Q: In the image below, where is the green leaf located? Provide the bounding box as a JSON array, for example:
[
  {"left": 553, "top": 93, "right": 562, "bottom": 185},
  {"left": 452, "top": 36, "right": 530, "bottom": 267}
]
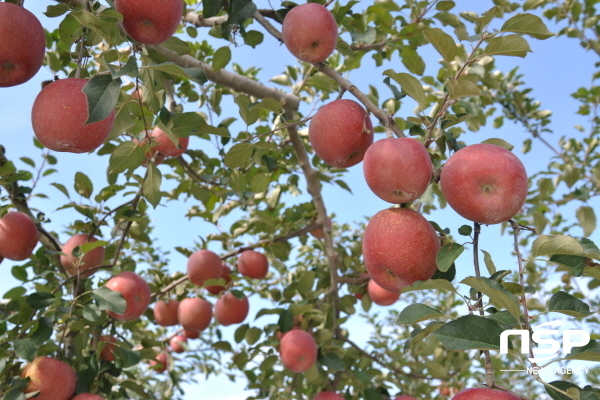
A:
[
  {"left": 144, "top": 164, "right": 162, "bottom": 209},
  {"left": 25, "top": 292, "right": 56, "bottom": 310},
  {"left": 462, "top": 6, "right": 500, "bottom": 31},
  {"left": 161, "top": 36, "right": 191, "bottom": 55},
  {"left": 484, "top": 34, "right": 532, "bottom": 58},
  {"left": 297, "top": 271, "right": 315, "bottom": 298},
  {"left": 82, "top": 304, "right": 102, "bottom": 322},
  {"left": 212, "top": 46, "right": 232, "bottom": 71},
  {"left": 44, "top": 3, "right": 70, "bottom": 17},
  {"left": 244, "top": 327, "right": 262, "bottom": 345},
  {"left": 382, "top": 70, "right": 425, "bottom": 107},
  {"left": 172, "top": 112, "right": 206, "bottom": 137},
  {"left": 108, "top": 141, "right": 145, "bottom": 174},
  {"left": 404, "top": 321, "right": 444, "bottom": 351},
  {"left": 14, "top": 338, "right": 36, "bottom": 361},
  {"left": 400, "top": 47, "right": 425, "bottom": 76},
  {"left": 0, "top": 160, "right": 16, "bottom": 177},
  {"left": 402, "top": 279, "right": 457, "bottom": 293},
  {"left": 488, "top": 310, "right": 518, "bottom": 329},
  {"left": 70, "top": 10, "right": 122, "bottom": 45},
  {"left": 110, "top": 56, "right": 138, "bottom": 79},
  {"left": 423, "top": 28, "right": 457, "bottom": 62},
  {"left": 432, "top": 314, "right": 506, "bottom": 351},
  {"left": 481, "top": 250, "right": 497, "bottom": 275},
  {"left": 278, "top": 309, "right": 293, "bottom": 332},
  {"left": 203, "top": 0, "right": 225, "bottom": 18},
  {"left": 227, "top": 0, "right": 257, "bottom": 27},
  {"left": 243, "top": 30, "right": 264, "bottom": 47},
  {"left": 144, "top": 62, "right": 207, "bottom": 85},
  {"left": 83, "top": 75, "right": 121, "bottom": 124},
  {"left": 234, "top": 94, "right": 259, "bottom": 125},
  {"left": 74, "top": 172, "right": 94, "bottom": 198},
  {"left": 546, "top": 381, "right": 581, "bottom": 400},
  {"left": 576, "top": 206, "right": 596, "bottom": 237},
  {"left": 397, "top": 304, "right": 446, "bottom": 324},
  {"left": 461, "top": 277, "right": 521, "bottom": 320},
  {"left": 550, "top": 254, "right": 587, "bottom": 277},
  {"left": 92, "top": 286, "right": 126, "bottom": 314},
  {"left": 318, "top": 352, "right": 345, "bottom": 371},
  {"left": 565, "top": 340, "right": 600, "bottom": 362},
  {"left": 548, "top": 291, "right": 593, "bottom": 317},
  {"left": 531, "top": 235, "right": 586, "bottom": 258},
  {"left": 436, "top": 243, "right": 464, "bottom": 272},
  {"left": 436, "top": 1, "right": 455, "bottom": 11},
  {"left": 114, "top": 346, "right": 141, "bottom": 368},
  {"left": 481, "top": 138, "right": 514, "bottom": 151},
  {"left": 224, "top": 143, "right": 253, "bottom": 169},
  {"left": 447, "top": 78, "right": 481, "bottom": 99},
  {"left": 501, "top": 13, "right": 555, "bottom": 40},
  {"left": 30, "top": 318, "right": 53, "bottom": 346},
  {"left": 382, "top": 77, "right": 405, "bottom": 101},
  {"left": 254, "top": 97, "right": 283, "bottom": 114}
]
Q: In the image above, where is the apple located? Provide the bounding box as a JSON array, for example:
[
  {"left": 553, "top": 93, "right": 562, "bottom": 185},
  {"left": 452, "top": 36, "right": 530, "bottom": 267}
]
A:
[
  {"left": 281, "top": 3, "right": 338, "bottom": 63},
  {"left": 148, "top": 126, "right": 189, "bottom": 158},
  {"left": 60, "top": 234, "right": 105, "bottom": 278},
  {"left": 206, "top": 264, "right": 232, "bottom": 295},
  {"left": 187, "top": 249, "right": 223, "bottom": 287},
  {"left": 237, "top": 250, "right": 268, "bottom": 279},
  {"left": 114, "top": 0, "right": 184, "bottom": 45},
  {"left": 362, "top": 208, "right": 440, "bottom": 293},
  {"left": 0, "top": 211, "right": 38, "bottom": 261},
  {"left": 309, "top": 217, "right": 332, "bottom": 239},
  {"left": 440, "top": 143, "right": 528, "bottom": 225},
  {"left": 99, "top": 335, "right": 116, "bottom": 362},
  {"left": 314, "top": 392, "right": 345, "bottom": 400},
  {"left": 183, "top": 329, "right": 200, "bottom": 339},
  {"left": 153, "top": 299, "right": 180, "bottom": 327},
  {"left": 451, "top": 388, "right": 520, "bottom": 400},
  {"left": 363, "top": 138, "right": 433, "bottom": 204},
  {"left": 149, "top": 352, "right": 169, "bottom": 372},
  {"left": 367, "top": 279, "right": 400, "bottom": 306},
  {"left": 178, "top": 297, "right": 213, "bottom": 332},
  {"left": 279, "top": 329, "right": 318, "bottom": 373},
  {"left": 309, "top": 99, "right": 374, "bottom": 168},
  {"left": 32, "top": 78, "right": 115, "bottom": 153},
  {"left": 105, "top": 271, "right": 151, "bottom": 321},
  {"left": 169, "top": 334, "right": 187, "bottom": 353},
  {"left": 21, "top": 356, "right": 76, "bottom": 400},
  {"left": 72, "top": 394, "right": 106, "bottom": 400},
  {"left": 214, "top": 292, "right": 249, "bottom": 326},
  {"left": 0, "top": 3, "right": 45, "bottom": 87}
]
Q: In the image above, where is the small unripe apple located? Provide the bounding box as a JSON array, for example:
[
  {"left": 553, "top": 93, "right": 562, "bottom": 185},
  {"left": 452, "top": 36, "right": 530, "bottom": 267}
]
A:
[
  {"left": 178, "top": 297, "right": 212, "bottom": 332},
  {"left": 440, "top": 143, "right": 528, "bottom": 225},
  {"left": 148, "top": 127, "right": 189, "bottom": 157},
  {"left": 115, "top": 0, "right": 184, "bottom": 45},
  {"left": 60, "top": 234, "right": 105, "bottom": 278},
  {"left": 281, "top": 3, "right": 338, "bottom": 63},
  {"left": 451, "top": 388, "right": 521, "bottom": 400},
  {"left": 32, "top": 78, "right": 115, "bottom": 153},
  {"left": 21, "top": 356, "right": 76, "bottom": 400},
  {"left": 105, "top": 271, "right": 151, "bottom": 321},
  {"left": 237, "top": 250, "right": 268, "bottom": 279},
  {"left": 0, "top": 3, "right": 45, "bottom": 87},
  {"left": 214, "top": 292, "right": 249, "bottom": 326},
  {"left": 363, "top": 138, "right": 433, "bottom": 204},
  {"left": 314, "top": 392, "right": 345, "bottom": 400},
  {"left": 363, "top": 208, "right": 440, "bottom": 293},
  {"left": 149, "top": 352, "right": 169, "bottom": 372},
  {"left": 153, "top": 299, "right": 180, "bottom": 327},
  {"left": 367, "top": 279, "right": 400, "bottom": 306},
  {"left": 187, "top": 249, "right": 222, "bottom": 287},
  {"left": 72, "top": 394, "right": 106, "bottom": 400},
  {"left": 309, "top": 99, "right": 374, "bottom": 168},
  {"left": 0, "top": 211, "right": 38, "bottom": 261},
  {"left": 169, "top": 334, "right": 187, "bottom": 353},
  {"left": 206, "top": 264, "right": 232, "bottom": 295},
  {"left": 279, "top": 329, "right": 318, "bottom": 373}
]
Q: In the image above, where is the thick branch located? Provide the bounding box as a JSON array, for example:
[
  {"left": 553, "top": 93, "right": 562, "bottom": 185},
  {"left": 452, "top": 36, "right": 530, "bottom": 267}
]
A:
[{"left": 183, "top": 11, "right": 228, "bottom": 27}]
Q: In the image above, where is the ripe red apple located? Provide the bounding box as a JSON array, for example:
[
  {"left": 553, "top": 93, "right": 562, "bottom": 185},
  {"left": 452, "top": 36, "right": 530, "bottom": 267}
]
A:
[
  {"left": 21, "top": 356, "right": 76, "bottom": 400},
  {"left": 309, "top": 99, "right": 374, "bottom": 168},
  {"left": 169, "top": 334, "right": 187, "bottom": 353},
  {"left": 279, "top": 329, "right": 318, "bottom": 373},
  {"left": 153, "top": 299, "right": 180, "bottom": 327},
  {"left": 237, "top": 250, "right": 268, "bottom": 279},
  {"left": 32, "top": 78, "right": 115, "bottom": 153},
  {"left": 0, "top": 211, "right": 38, "bottom": 261},
  {"left": 148, "top": 126, "right": 189, "bottom": 157},
  {"left": 451, "top": 388, "right": 520, "bottom": 400},
  {"left": 214, "top": 292, "right": 249, "bottom": 326},
  {"left": 363, "top": 138, "right": 433, "bottom": 204},
  {"left": 309, "top": 217, "right": 332, "bottom": 239},
  {"left": 60, "top": 234, "right": 105, "bottom": 278},
  {"left": 183, "top": 329, "right": 200, "bottom": 339},
  {"left": 115, "top": 0, "right": 184, "bottom": 45},
  {"left": 187, "top": 249, "right": 222, "bottom": 287},
  {"left": 206, "top": 264, "right": 232, "bottom": 295},
  {"left": 395, "top": 396, "right": 417, "bottom": 400},
  {"left": 314, "top": 392, "right": 345, "bottom": 400},
  {"left": 0, "top": 3, "right": 45, "bottom": 87},
  {"left": 72, "top": 394, "right": 106, "bottom": 400},
  {"left": 363, "top": 208, "right": 440, "bottom": 293},
  {"left": 281, "top": 3, "right": 338, "bottom": 63},
  {"left": 367, "top": 279, "right": 400, "bottom": 306},
  {"left": 149, "top": 352, "right": 169, "bottom": 372},
  {"left": 440, "top": 143, "right": 528, "bottom": 225},
  {"left": 105, "top": 271, "right": 151, "bottom": 321},
  {"left": 99, "top": 335, "right": 116, "bottom": 362},
  {"left": 177, "top": 297, "right": 212, "bottom": 332}
]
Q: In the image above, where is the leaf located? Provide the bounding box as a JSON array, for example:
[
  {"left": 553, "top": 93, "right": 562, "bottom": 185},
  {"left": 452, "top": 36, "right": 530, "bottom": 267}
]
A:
[
  {"left": 382, "top": 70, "right": 425, "bottom": 107},
  {"left": 143, "top": 164, "right": 162, "bottom": 209},
  {"left": 404, "top": 321, "right": 444, "bottom": 351},
  {"left": 382, "top": 77, "right": 405, "bottom": 101},
  {"left": 83, "top": 75, "right": 122, "bottom": 124},
  {"left": 227, "top": 0, "right": 257, "bottom": 27},
  {"left": 108, "top": 141, "right": 145, "bottom": 174},
  {"left": 161, "top": 36, "right": 191, "bottom": 55},
  {"left": 172, "top": 112, "right": 206, "bottom": 137},
  {"left": 351, "top": 27, "right": 377, "bottom": 45},
  {"left": 234, "top": 94, "right": 259, "bottom": 125},
  {"left": 44, "top": 3, "right": 70, "bottom": 18},
  {"left": 397, "top": 304, "right": 446, "bottom": 324},
  {"left": 402, "top": 279, "right": 457, "bottom": 293},
  {"left": 244, "top": 327, "right": 262, "bottom": 345},
  {"left": 110, "top": 56, "right": 138, "bottom": 79},
  {"left": 546, "top": 381, "right": 582, "bottom": 400},
  {"left": 436, "top": 243, "right": 464, "bottom": 272},
  {"left": 481, "top": 138, "right": 514, "bottom": 151},
  {"left": 423, "top": 28, "right": 457, "bottom": 62},
  {"left": 550, "top": 254, "right": 587, "bottom": 277},
  {"left": 565, "top": 340, "right": 600, "bottom": 362},
  {"left": 488, "top": 310, "right": 518, "bottom": 329},
  {"left": 25, "top": 292, "right": 56, "bottom": 310},
  {"left": 576, "top": 206, "right": 596, "bottom": 237},
  {"left": 400, "top": 47, "right": 425, "bottom": 76},
  {"left": 70, "top": 10, "right": 121, "bottom": 45},
  {"left": 14, "top": 339, "right": 37, "bottom": 361},
  {"left": 432, "top": 314, "right": 506, "bottom": 351},
  {"left": 531, "top": 235, "right": 586, "bottom": 258},
  {"left": 74, "top": 172, "right": 94, "bottom": 198},
  {"left": 144, "top": 63, "right": 207, "bottom": 85},
  {"left": 297, "top": 271, "right": 315, "bottom": 297},
  {"left": 0, "top": 160, "right": 16, "bottom": 176},
  {"left": 92, "top": 286, "right": 126, "bottom": 314},
  {"left": 203, "top": 0, "right": 225, "bottom": 18},
  {"left": 254, "top": 97, "right": 283, "bottom": 114},
  {"left": 447, "top": 78, "right": 481, "bottom": 99},
  {"left": 318, "top": 352, "right": 345, "bottom": 371},
  {"left": 481, "top": 250, "right": 497, "bottom": 275},
  {"left": 278, "top": 309, "right": 293, "bottom": 332},
  {"left": 243, "top": 30, "right": 264, "bottom": 47},
  {"left": 212, "top": 46, "right": 232, "bottom": 71},
  {"left": 484, "top": 34, "right": 532, "bottom": 58},
  {"left": 501, "top": 13, "right": 555, "bottom": 40},
  {"left": 547, "top": 291, "right": 593, "bottom": 317},
  {"left": 461, "top": 277, "right": 521, "bottom": 320},
  {"left": 224, "top": 143, "right": 253, "bottom": 168},
  {"left": 114, "top": 346, "right": 141, "bottom": 368}
]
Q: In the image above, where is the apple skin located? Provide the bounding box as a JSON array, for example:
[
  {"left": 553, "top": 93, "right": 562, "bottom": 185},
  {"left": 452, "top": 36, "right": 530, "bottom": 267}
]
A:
[
  {"left": 0, "top": 211, "right": 38, "bottom": 261},
  {"left": 363, "top": 138, "right": 433, "bottom": 204},
  {"left": 105, "top": 271, "right": 151, "bottom": 321},
  {"left": 451, "top": 388, "right": 521, "bottom": 400},
  {"left": 178, "top": 297, "right": 213, "bottom": 332},
  {"left": 21, "top": 356, "right": 76, "bottom": 400},
  {"left": 72, "top": 394, "right": 106, "bottom": 400},
  {"left": 149, "top": 127, "right": 189, "bottom": 157},
  {"left": 60, "top": 234, "right": 105, "bottom": 278},
  {"left": 314, "top": 392, "right": 345, "bottom": 400},
  {"left": 187, "top": 249, "right": 223, "bottom": 287},
  {"left": 309, "top": 99, "right": 374, "bottom": 168},
  {"left": 153, "top": 299, "right": 180, "bottom": 327},
  {"left": 169, "top": 334, "right": 187, "bottom": 353},
  {"left": 214, "top": 292, "right": 249, "bottom": 326},
  {"left": 309, "top": 217, "right": 332, "bottom": 239},
  {"left": 149, "top": 352, "right": 169, "bottom": 372},
  {"left": 237, "top": 250, "right": 268, "bottom": 279},
  {"left": 206, "top": 264, "right": 232, "bottom": 295},
  {"left": 0, "top": 3, "right": 45, "bottom": 88},
  {"left": 362, "top": 208, "right": 440, "bottom": 293},
  {"left": 367, "top": 279, "right": 400, "bottom": 306},
  {"left": 440, "top": 143, "right": 528, "bottom": 225},
  {"left": 32, "top": 78, "right": 115, "bottom": 153},
  {"left": 99, "top": 335, "right": 116, "bottom": 362},
  {"left": 183, "top": 329, "right": 200, "bottom": 339},
  {"left": 282, "top": 3, "right": 337, "bottom": 63},
  {"left": 279, "top": 329, "right": 318, "bottom": 373},
  {"left": 115, "top": 0, "right": 183, "bottom": 45}
]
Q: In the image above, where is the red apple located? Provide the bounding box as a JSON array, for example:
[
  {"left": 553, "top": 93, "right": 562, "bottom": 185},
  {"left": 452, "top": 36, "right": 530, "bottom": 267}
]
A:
[
  {"left": 149, "top": 352, "right": 169, "bottom": 372},
  {"left": 183, "top": 329, "right": 200, "bottom": 339},
  {"left": 60, "top": 234, "right": 105, "bottom": 278},
  {"left": 178, "top": 297, "right": 212, "bottom": 332},
  {"left": 115, "top": 0, "right": 184, "bottom": 45},
  {"left": 206, "top": 264, "right": 232, "bottom": 295},
  {"left": 309, "top": 99, "right": 374, "bottom": 168},
  {"left": 153, "top": 299, "right": 180, "bottom": 327},
  {"left": 309, "top": 217, "right": 332, "bottom": 239},
  {"left": 363, "top": 138, "right": 433, "bottom": 204},
  {"left": 363, "top": 208, "right": 440, "bottom": 293},
  {"left": 133, "top": 136, "right": 166, "bottom": 166},
  {"left": 99, "top": 335, "right": 116, "bottom": 362},
  {"left": 314, "top": 392, "right": 345, "bottom": 400},
  {"left": 21, "top": 356, "right": 76, "bottom": 400},
  {"left": 0, "top": 3, "right": 45, "bottom": 87},
  {"left": 395, "top": 396, "right": 417, "bottom": 400},
  {"left": 0, "top": 211, "right": 38, "bottom": 261},
  {"left": 451, "top": 388, "right": 520, "bottom": 400},
  {"left": 440, "top": 143, "right": 528, "bottom": 225},
  {"left": 281, "top": 3, "right": 338, "bottom": 63},
  {"left": 169, "top": 334, "right": 187, "bottom": 353},
  {"left": 72, "top": 394, "right": 106, "bottom": 400},
  {"left": 214, "top": 292, "right": 249, "bottom": 326},
  {"left": 237, "top": 250, "right": 268, "bottom": 279},
  {"left": 105, "top": 271, "right": 151, "bottom": 321},
  {"left": 187, "top": 249, "right": 222, "bottom": 287},
  {"left": 279, "top": 329, "right": 318, "bottom": 373},
  {"left": 32, "top": 78, "right": 115, "bottom": 153},
  {"left": 148, "top": 126, "right": 189, "bottom": 157},
  {"left": 367, "top": 279, "right": 400, "bottom": 306}
]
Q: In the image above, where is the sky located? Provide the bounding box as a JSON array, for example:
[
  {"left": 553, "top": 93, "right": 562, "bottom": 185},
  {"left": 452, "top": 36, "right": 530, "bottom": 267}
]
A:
[{"left": 0, "top": 0, "right": 599, "bottom": 399}]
